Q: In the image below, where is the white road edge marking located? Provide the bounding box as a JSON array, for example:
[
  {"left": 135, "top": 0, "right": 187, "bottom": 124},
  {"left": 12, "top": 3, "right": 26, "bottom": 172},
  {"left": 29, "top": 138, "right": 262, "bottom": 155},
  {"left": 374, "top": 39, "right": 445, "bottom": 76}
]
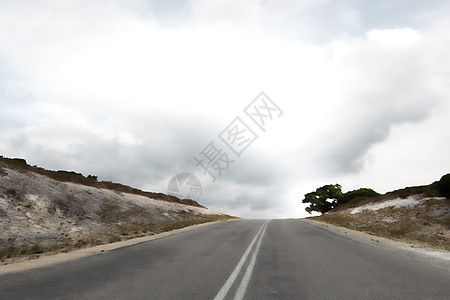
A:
[
  {"left": 233, "top": 220, "right": 269, "bottom": 300},
  {"left": 213, "top": 219, "right": 270, "bottom": 300}
]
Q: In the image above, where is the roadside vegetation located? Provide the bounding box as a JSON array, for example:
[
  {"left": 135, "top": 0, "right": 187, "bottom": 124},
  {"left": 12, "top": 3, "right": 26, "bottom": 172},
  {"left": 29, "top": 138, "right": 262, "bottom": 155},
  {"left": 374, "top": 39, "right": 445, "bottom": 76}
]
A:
[
  {"left": 1, "top": 214, "right": 234, "bottom": 264},
  {"left": 303, "top": 174, "right": 450, "bottom": 250},
  {"left": 302, "top": 184, "right": 380, "bottom": 214},
  {"left": 0, "top": 155, "right": 237, "bottom": 264}
]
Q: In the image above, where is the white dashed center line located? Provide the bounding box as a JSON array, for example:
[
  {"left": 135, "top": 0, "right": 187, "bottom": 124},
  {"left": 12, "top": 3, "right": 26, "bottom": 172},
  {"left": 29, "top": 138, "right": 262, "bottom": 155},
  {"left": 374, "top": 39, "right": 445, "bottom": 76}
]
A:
[{"left": 214, "top": 219, "right": 270, "bottom": 300}]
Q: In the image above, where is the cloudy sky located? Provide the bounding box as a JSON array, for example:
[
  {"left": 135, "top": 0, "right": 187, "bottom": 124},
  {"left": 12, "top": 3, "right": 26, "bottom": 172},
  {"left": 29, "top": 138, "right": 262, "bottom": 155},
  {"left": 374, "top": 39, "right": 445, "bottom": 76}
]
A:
[{"left": 1, "top": 0, "right": 449, "bottom": 218}]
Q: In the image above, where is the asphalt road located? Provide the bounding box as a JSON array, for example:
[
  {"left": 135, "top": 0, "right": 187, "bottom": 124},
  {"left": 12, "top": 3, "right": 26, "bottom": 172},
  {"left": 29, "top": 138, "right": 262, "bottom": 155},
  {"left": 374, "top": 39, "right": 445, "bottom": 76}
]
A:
[{"left": 1, "top": 219, "right": 449, "bottom": 299}]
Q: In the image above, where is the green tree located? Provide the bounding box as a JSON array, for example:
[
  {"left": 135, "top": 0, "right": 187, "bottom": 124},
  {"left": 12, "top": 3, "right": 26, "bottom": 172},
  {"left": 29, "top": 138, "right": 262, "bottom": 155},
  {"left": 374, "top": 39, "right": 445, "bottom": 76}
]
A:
[
  {"left": 302, "top": 184, "right": 343, "bottom": 214},
  {"left": 302, "top": 185, "right": 379, "bottom": 214}
]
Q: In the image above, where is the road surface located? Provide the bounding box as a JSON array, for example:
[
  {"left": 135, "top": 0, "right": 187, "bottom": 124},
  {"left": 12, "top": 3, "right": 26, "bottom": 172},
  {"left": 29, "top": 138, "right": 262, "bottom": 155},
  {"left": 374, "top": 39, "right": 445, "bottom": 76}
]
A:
[{"left": 1, "top": 219, "right": 449, "bottom": 299}]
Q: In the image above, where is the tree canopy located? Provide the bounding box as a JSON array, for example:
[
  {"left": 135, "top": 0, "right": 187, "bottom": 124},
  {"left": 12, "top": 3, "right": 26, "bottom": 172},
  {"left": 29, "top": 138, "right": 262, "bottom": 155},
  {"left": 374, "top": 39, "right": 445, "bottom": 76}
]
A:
[
  {"left": 302, "top": 184, "right": 342, "bottom": 214},
  {"left": 302, "top": 184, "right": 379, "bottom": 214}
]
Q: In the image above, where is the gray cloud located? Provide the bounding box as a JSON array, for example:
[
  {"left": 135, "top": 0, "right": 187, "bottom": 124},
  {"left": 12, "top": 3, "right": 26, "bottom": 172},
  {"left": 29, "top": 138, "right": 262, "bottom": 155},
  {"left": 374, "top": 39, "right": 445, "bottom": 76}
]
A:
[
  {"left": 306, "top": 28, "right": 443, "bottom": 174},
  {"left": 171, "top": 0, "right": 450, "bottom": 43},
  {"left": 1, "top": 0, "right": 449, "bottom": 218}
]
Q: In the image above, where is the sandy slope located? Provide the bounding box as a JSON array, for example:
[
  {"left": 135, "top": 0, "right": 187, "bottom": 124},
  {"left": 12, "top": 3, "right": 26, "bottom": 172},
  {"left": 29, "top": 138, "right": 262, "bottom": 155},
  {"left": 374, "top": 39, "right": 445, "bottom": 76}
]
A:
[{"left": 0, "top": 166, "right": 218, "bottom": 249}]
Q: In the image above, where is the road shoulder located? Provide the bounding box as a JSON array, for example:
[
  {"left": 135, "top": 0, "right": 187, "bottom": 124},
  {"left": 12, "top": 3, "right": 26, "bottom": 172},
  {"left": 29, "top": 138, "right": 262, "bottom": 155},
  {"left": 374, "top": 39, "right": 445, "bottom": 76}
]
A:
[{"left": 303, "top": 218, "right": 450, "bottom": 271}]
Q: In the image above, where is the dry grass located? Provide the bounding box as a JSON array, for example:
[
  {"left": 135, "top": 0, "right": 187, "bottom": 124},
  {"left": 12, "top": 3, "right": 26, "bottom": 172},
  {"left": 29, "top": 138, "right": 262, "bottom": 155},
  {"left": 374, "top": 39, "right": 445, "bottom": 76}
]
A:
[
  {"left": 310, "top": 198, "right": 449, "bottom": 250},
  {"left": 1, "top": 214, "right": 234, "bottom": 264},
  {"left": 0, "top": 155, "right": 237, "bottom": 264}
]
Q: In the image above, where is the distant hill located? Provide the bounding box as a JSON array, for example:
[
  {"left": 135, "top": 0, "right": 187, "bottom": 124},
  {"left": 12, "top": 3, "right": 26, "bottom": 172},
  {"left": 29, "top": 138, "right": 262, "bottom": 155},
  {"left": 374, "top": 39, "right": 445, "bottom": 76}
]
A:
[
  {"left": 310, "top": 174, "right": 450, "bottom": 250},
  {"left": 0, "top": 156, "right": 204, "bottom": 207},
  {"left": 0, "top": 156, "right": 232, "bottom": 263}
]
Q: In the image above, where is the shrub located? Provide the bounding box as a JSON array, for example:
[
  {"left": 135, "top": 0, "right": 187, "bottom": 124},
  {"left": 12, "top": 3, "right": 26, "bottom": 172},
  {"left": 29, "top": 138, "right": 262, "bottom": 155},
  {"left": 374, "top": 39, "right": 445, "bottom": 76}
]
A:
[
  {"left": 30, "top": 244, "right": 44, "bottom": 254},
  {"left": 338, "top": 188, "right": 380, "bottom": 206},
  {"left": 438, "top": 174, "right": 450, "bottom": 198}
]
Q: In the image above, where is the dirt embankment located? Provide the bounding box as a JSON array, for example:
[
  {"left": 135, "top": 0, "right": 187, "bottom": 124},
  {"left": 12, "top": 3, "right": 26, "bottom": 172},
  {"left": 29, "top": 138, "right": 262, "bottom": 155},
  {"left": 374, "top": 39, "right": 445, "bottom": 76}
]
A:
[
  {"left": 0, "top": 157, "right": 233, "bottom": 264},
  {"left": 310, "top": 175, "right": 450, "bottom": 250},
  {"left": 312, "top": 195, "right": 449, "bottom": 250}
]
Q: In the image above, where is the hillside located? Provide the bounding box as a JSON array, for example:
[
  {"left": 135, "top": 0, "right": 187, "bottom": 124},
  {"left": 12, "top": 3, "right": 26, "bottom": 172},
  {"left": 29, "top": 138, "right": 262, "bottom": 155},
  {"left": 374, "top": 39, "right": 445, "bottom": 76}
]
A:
[
  {"left": 0, "top": 156, "right": 232, "bottom": 263},
  {"left": 309, "top": 174, "right": 450, "bottom": 250}
]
